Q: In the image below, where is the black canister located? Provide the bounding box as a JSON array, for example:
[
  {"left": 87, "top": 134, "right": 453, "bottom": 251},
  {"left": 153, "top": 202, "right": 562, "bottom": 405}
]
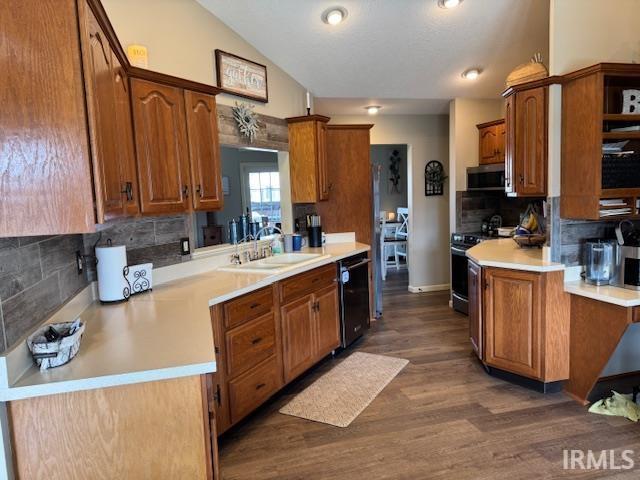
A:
[
  {"left": 308, "top": 226, "right": 323, "bottom": 247},
  {"left": 238, "top": 214, "right": 249, "bottom": 241},
  {"left": 249, "top": 221, "right": 260, "bottom": 238}
]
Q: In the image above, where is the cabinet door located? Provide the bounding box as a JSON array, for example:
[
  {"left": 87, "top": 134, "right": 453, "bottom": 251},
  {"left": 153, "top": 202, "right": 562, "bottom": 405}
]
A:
[
  {"left": 479, "top": 126, "right": 497, "bottom": 164},
  {"left": 504, "top": 95, "right": 515, "bottom": 194},
  {"left": 112, "top": 55, "right": 140, "bottom": 217},
  {"left": 314, "top": 284, "right": 340, "bottom": 359},
  {"left": 281, "top": 295, "right": 316, "bottom": 383},
  {"left": 468, "top": 261, "right": 482, "bottom": 359},
  {"left": 316, "top": 121, "right": 330, "bottom": 201},
  {"left": 78, "top": 2, "right": 133, "bottom": 222},
  {"left": 495, "top": 121, "right": 506, "bottom": 164},
  {"left": 515, "top": 87, "right": 547, "bottom": 196},
  {"left": 131, "top": 79, "right": 191, "bottom": 214},
  {"left": 484, "top": 268, "right": 542, "bottom": 379},
  {"left": 184, "top": 90, "right": 223, "bottom": 211}
]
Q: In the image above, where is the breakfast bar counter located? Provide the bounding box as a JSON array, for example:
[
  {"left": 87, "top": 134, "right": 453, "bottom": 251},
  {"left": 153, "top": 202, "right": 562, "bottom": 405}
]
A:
[{"left": 466, "top": 238, "right": 564, "bottom": 272}]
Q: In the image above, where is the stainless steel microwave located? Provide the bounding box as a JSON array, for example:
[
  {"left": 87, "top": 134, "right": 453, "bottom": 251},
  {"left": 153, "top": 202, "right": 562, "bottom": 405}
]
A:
[{"left": 467, "top": 164, "right": 505, "bottom": 191}]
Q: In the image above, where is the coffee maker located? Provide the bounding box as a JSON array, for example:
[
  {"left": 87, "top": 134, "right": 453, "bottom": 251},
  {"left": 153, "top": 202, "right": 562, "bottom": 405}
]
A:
[{"left": 611, "top": 221, "right": 640, "bottom": 290}]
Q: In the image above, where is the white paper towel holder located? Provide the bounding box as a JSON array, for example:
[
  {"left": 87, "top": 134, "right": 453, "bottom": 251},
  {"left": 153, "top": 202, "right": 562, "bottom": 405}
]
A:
[{"left": 96, "top": 239, "right": 131, "bottom": 304}]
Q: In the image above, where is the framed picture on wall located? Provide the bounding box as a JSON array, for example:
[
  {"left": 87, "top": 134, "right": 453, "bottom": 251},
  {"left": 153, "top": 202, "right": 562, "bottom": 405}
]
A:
[{"left": 215, "top": 49, "right": 269, "bottom": 103}]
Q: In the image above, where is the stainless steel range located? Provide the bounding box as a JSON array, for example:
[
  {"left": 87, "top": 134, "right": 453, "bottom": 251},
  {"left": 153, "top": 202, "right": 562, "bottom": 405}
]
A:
[{"left": 451, "top": 233, "right": 487, "bottom": 315}]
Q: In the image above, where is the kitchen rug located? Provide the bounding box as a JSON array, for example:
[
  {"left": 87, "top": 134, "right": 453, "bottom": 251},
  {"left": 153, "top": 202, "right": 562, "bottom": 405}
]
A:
[{"left": 279, "top": 352, "right": 409, "bottom": 427}]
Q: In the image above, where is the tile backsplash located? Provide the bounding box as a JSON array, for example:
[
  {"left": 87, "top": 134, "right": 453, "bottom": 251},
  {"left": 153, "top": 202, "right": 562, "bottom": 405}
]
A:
[
  {"left": 455, "top": 191, "right": 541, "bottom": 234},
  {"left": 0, "top": 214, "right": 192, "bottom": 353}
]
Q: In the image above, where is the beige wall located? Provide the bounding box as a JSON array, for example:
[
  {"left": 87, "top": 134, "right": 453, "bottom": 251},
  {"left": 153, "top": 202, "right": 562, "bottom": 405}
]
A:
[
  {"left": 448, "top": 98, "right": 504, "bottom": 234},
  {"left": 102, "top": 0, "right": 308, "bottom": 119},
  {"left": 329, "top": 115, "right": 450, "bottom": 291},
  {"left": 550, "top": 0, "right": 639, "bottom": 75}
]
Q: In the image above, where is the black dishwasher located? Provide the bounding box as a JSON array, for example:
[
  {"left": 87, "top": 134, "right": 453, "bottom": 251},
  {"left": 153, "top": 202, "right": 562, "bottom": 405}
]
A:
[{"left": 338, "top": 253, "right": 371, "bottom": 347}]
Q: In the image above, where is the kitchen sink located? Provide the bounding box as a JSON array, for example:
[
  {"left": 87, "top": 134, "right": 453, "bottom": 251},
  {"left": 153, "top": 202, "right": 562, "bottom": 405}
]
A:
[
  {"left": 261, "top": 253, "right": 324, "bottom": 265},
  {"left": 217, "top": 253, "right": 330, "bottom": 274}
]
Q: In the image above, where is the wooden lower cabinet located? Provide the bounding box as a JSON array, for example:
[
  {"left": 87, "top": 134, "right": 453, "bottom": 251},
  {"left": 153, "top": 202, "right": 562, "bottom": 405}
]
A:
[
  {"left": 9, "top": 376, "right": 218, "bottom": 479},
  {"left": 314, "top": 284, "right": 341, "bottom": 361},
  {"left": 468, "top": 260, "right": 482, "bottom": 358},
  {"left": 211, "top": 264, "right": 340, "bottom": 434},
  {"left": 484, "top": 268, "right": 542, "bottom": 379},
  {"left": 281, "top": 294, "right": 316, "bottom": 383},
  {"left": 469, "top": 266, "right": 570, "bottom": 384}
]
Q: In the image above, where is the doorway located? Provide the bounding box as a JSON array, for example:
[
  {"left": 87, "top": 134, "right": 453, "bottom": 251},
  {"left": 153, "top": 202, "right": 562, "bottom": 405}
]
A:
[{"left": 371, "top": 144, "right": 409, "bottom": 316}]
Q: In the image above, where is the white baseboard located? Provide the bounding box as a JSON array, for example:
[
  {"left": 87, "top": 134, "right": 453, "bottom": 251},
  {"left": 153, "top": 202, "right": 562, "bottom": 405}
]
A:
[{"left": 408, "top": 283, "right": 450, "bottom": 293}]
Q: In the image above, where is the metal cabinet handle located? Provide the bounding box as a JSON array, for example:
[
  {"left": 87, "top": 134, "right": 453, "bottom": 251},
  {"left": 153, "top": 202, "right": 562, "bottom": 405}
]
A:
[
  {"left": 182, "top": 185, "right": 189, "bottom": 197},
  {"left": 249, "top": 302, "right": 260, "bottom": 309},
  {"left": 196, "top": 184, "right": 203, "bottom": 197},
  {"left": 255, "top": 383, "right": 266, "bottom": 390},
  {"left": 121, "top": 182, "right": 133, "bottom": 201},
  {"left": 251, "top": 337, "right": 262, "bottom": 345},
  {"left": 519, "top": 175, "right": 524, "bottom": 184}
]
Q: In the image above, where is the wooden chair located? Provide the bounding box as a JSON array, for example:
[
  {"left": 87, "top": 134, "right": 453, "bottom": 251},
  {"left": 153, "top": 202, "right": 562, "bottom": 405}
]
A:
[{"left": 380, "top": 213, "right": 407, "bottom": 280}]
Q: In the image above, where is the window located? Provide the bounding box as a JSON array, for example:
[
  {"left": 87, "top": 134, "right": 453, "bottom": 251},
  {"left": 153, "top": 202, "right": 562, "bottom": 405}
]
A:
[{"left": 241, "top": 164, "right": 281, "bottom": 225}]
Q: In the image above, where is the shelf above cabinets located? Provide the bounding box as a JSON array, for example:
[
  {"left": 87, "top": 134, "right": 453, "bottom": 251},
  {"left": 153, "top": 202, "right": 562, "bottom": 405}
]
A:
[{"left": 561, "top": 63, "right": 640, "bottom": 220}]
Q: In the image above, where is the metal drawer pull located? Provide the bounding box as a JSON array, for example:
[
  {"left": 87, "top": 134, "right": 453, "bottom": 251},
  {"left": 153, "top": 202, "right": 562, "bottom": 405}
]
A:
[
  {"left": 249, "top": 302, "right": 260, "bottom": 309},
  {"left": 251, "top": 337, "right": 262, "bottom": 345},
  {"left": 255, "top": 383, "right": 266, "bottom": 390}
]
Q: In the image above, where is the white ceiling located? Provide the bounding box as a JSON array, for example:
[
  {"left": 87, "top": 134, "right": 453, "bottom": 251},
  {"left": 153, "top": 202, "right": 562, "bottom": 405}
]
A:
[
  {"left": 313, "top": 97, "right": 451, "bottom": 116},
  {"left": 198, "top": 0, "right": 549, "bottom": 114}
]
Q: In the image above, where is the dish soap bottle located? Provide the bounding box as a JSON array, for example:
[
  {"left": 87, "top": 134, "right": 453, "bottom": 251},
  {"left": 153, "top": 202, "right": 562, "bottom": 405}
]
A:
[{"left": 271, "top": 235, "right": 283, "bottom": 254}]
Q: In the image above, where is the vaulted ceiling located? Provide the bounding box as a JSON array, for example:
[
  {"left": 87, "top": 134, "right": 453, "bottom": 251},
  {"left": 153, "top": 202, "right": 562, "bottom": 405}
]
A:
[{"left": 198, "top": 0, "right": 549, "bottom": 114}]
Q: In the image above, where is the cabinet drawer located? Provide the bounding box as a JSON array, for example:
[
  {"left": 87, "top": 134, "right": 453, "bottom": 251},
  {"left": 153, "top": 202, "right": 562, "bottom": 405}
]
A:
[
  {"left": 226, "top": 313, "right": 276, "bottom": 378},
  {"left": 228, "top": 356, "right": 280, "bottom": 423},
  {"left": 224, "top": 287, "right": 273, "bottom": 329},
  {"left": 279, "top": 264, "right": 336, "bottom": 303}
]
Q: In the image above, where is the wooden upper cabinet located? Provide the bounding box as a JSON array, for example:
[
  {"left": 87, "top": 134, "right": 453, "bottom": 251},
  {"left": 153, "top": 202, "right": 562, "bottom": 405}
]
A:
[
  {"left": 484, "top": 268, "right": 542, "bottom": 380},
  {"left": 286, "top": 115, "right": 331, "bottom": 203},
  {"left": 477, "top": 119, "right": 505, "bottom": 165},
  {"left": 504, "top": 84, "right": 548, "bottom": 197},
  {"left": 0, "top": 0, "right": 96, "bottom": 236},
  {"left": 184, "top": 91, "right": 223, "bottom": 211},
  {"left": 515, "top": 87, "right": 547, "bottom": 196},
  {"left": 78, "top": 0, "right": 139, "bottom": 222},
  {"left": 131, "top": 79, "right": 191, "bottom": 214},
  {"left": 504, "top": 95, "right": 515, "bottom": 194}
]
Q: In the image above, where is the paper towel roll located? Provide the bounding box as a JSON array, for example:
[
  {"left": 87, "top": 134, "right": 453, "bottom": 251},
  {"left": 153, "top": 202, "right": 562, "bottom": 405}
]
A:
[{"left": 96, "top": 244, "right": 129, "bottom": 302}]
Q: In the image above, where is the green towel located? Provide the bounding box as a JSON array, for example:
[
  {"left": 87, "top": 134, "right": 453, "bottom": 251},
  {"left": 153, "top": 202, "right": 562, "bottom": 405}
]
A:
[{"left": 588, "top": 391, "right": 640, "bottom": 422}]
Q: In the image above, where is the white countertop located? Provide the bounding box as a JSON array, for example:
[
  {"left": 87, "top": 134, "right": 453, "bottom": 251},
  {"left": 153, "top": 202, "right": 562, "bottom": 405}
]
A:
[
  {"left": 564, "top": 281, "right": 640, "bottom": 308},
  {"left": 466, "top": 238, "right": 564, "bottom": 273},
  {"left": 0, "top": 242, "right": 369, "bottom": 401}
]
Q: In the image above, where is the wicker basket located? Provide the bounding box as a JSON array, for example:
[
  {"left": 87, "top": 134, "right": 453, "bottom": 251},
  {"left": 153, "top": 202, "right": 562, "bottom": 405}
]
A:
[
  {"left": 513, "top": 234, "right": 546, "bottom": 248},
  {"left": 27, "top": 320, "right": 85, "bottom": 371}
]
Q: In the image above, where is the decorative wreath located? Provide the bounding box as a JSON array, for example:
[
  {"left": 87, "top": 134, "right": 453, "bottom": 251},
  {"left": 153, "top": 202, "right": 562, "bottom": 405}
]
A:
[{"left": 232, "top": 102, "right": 259, "bottom": 143}]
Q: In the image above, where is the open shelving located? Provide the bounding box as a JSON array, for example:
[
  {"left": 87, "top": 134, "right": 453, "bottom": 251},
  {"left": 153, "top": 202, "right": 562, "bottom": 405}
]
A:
[{"left": 561, "top": 63, "right": 640, "bottom": 220}]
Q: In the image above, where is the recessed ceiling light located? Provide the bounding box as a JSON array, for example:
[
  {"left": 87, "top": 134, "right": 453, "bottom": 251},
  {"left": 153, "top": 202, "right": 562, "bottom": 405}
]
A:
[
  {"left": 366, "top": 106, "right": 381, "bottom": 115},
  {"left": 438, "top": 0, "right": 463, "bottom": 8},
  {"left": 461, "top": 68, "right": 481, "bottom": 80},
  {"left": 322, "top": 7, "right": 348, "bottom": 25}
]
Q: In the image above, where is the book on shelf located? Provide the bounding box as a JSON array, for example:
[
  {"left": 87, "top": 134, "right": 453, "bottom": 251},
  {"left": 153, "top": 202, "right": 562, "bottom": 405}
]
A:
[
  {"left": 599, "top": 208, "right": 632, "bottom": 217},
  {"left": 611, "top": 125, "right": 640, "bottom": 132}
]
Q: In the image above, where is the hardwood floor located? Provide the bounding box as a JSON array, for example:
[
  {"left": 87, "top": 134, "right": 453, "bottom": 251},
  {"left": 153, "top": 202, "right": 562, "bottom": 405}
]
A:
[{"left": 218, "top": 270, "right": 640, "bottom": 479}]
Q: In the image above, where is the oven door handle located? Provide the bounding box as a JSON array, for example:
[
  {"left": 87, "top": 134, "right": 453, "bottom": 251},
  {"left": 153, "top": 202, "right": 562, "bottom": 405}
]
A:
[
  {"left": 451, "top": 246, "right": 469, "bottom": 255},
  {"left": 452, "top": 292, "right": 468, "bottom": 302},
  {"left": 345, "top": 258, "right": 371, "bottom": 271}
]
